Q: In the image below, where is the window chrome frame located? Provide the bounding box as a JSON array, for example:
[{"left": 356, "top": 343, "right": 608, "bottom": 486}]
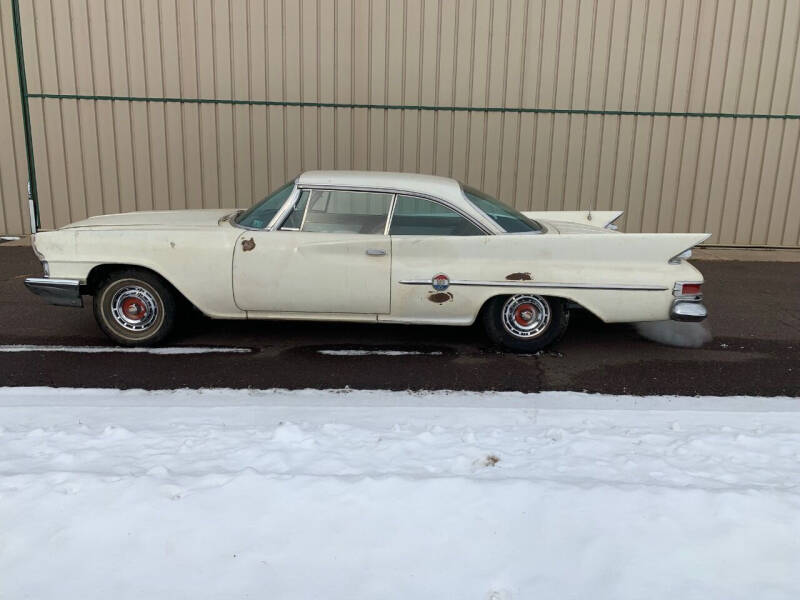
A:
[
  {"left": 290, "top": 183, "right": 495, "bottom": 236},
  {"left": 230, "top": 177, "right": 301, "bottom": 231},
  {"left": 298, "top": 189, "right": 313, "bottom": 231},
  {"left": 266, "top": 183, "right": 303, "bottom": 231},
  {"left": 277, "top": 188, "right": 312, "bottom": 232},
  {"left": 383, "top": 194, "right": 398, "bottom": 236},
  {"left": 387, "top": 192, "right": 491, "bottom": 237},
  {"left": 234, "top": 179, "right": 499, "bottom": 237},
  {"left": 267, "top": 185, "right": 398, "bottom": 235}
]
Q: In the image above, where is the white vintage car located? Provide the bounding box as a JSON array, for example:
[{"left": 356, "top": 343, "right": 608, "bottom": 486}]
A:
[{"left": 25, "top": 170, "right": 708, "bottom": 352}]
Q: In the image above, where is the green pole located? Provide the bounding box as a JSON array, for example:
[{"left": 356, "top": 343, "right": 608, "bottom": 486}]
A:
[{"left": 10, "top": 0, "right": 39, "bottom": 232}]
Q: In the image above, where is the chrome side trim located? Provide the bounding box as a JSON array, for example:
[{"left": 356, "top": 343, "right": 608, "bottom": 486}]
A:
[
  {"left": 399, "top": 279, "right": 668, "bottom": 291},
  {"left": 25, "top": 277, "right": 81, "bottom": 286}
]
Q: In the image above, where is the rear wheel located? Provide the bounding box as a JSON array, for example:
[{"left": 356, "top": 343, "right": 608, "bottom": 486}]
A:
[
  {"left": 482, "top": 294, "right": 569, "bottom": 353},
  {"left": 93, "top": 270, "right": 176, "bottom": 346}
]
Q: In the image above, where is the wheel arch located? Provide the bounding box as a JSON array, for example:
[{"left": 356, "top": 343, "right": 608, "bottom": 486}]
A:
[
  {"left": 479, "top": 292, "right": 572, "bottom": 352},
  {"left": 476, "top": 292, "right": 597, "bottom": 321},
  {"left": 85, "top": 263, "right": 196, "bottom": 311}
]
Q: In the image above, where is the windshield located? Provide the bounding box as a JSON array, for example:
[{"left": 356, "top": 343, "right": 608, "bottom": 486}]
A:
[
  {"left": 462, "top": 185, "right": 542, "bottom": 233},
  {"left": 235, "top": 181, "right": 295, "bottom": 228}
]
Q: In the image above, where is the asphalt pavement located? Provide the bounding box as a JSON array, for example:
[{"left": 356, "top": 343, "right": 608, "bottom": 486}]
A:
[{"left": 1, "top": 245, "right": 798, "bottom": 395}]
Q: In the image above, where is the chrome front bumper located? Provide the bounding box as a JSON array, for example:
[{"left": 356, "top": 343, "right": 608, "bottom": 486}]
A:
[
  {"left": 670, "top": 301, "right": 707, "bottom": 322},
  {"left": 24, "top": 277, "right": 84, "bottom": 308}
]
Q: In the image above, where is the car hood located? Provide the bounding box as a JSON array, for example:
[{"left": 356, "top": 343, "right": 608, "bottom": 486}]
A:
[
  {"left": 60, "top": 209, "right": 238, "bottom": 230},
  {"left": 537, "top": 219, "right": 618, "bottom": 234}
]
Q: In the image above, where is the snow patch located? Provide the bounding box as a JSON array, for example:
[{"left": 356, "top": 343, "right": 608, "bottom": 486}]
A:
[
  {"left": 634, "top": 320, "right": 712, "bottom": 348},
  {"left": 318, "top": 349, "right": 443, "bottom": 356},
  {"left": 1, "top": 387, "right": 799, "bottom": 599},
  {"left": 0, "top": 344, "right": 251, "bottom": 355}
]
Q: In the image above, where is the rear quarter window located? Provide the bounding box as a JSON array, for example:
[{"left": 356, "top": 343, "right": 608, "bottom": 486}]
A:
[{"left": 389, "top": 195, "right": 485, "bottom": 236}]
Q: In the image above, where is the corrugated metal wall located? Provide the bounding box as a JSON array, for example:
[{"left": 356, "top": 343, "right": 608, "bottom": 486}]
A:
[{"left": 1, "top": 0, "right": 799, "bottom": 245}]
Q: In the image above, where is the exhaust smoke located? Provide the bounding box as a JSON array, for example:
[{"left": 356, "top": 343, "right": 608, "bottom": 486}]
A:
[{"left": 634, "top": 320, "right": 712, "bottom": 348}]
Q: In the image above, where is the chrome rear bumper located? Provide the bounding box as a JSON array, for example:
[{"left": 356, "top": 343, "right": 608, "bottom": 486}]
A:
[
  {"left": 24, "top": 277, "right": 83, "bottom": 308},
  {"left": 670, "top": 301, "right": 707, "bottom": 322}
]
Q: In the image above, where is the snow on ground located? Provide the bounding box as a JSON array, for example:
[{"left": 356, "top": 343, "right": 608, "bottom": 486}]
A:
[
  {"left": 1, "top": 387, "right": 799, "bottom": 599},
  {"left": 317, "top": 349, "right": 443, "bottom": 356},
  {"left": 0, "top": 344, "right": 252, "bottom": 354}
]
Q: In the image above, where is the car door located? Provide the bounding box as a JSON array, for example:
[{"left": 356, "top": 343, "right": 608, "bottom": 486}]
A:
[
  {"left": 233, "top": 188, "right": 393, "bottom": 314},
  {"left": 387, "top": 194, "right": 489, "bottom": 322}
]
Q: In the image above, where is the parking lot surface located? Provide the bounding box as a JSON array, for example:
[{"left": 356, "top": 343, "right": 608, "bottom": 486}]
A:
[{"left": 1, "top": 245, "right": 798, "bottom": 395}]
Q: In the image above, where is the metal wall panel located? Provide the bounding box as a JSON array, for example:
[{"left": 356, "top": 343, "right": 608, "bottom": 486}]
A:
[{"left": 0, "top": 0, "right": 798, "bottom": 245}]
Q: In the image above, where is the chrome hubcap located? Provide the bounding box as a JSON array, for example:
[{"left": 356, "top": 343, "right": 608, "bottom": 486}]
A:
[
  {"left": 110, "top": 285, "right": 159, "bottom": 331},
  {"left": 501, "top": 295, "right": 551, "bottom": 339}
]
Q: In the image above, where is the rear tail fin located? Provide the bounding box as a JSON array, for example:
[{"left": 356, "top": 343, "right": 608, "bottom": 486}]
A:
[
  {"left": 617, "top": 233, "right": 711, "bottom": 263},
  {"left": 533, "top": 232, "right": 711, "bottom": 264},
  {"left": 521, "top": 210, "right": 623, "bottom": 229}
]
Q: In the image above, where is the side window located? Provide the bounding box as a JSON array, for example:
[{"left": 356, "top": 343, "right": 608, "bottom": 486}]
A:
[
  {"left": 235, "top": 181, "right": 294, "bottom": 229},
  {"left": 297, "top": 190, "right": 393, "bottom": 234},
  {"left": 389, "top": 195, "right": 485, "bottom": 236},
  {"left": 280, "top": 191, "right": 310, "bottom": 230}
]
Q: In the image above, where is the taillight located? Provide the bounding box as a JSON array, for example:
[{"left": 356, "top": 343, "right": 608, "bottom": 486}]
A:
[{"left": 681, "top": 283, "right": 701, "bottom": 295}]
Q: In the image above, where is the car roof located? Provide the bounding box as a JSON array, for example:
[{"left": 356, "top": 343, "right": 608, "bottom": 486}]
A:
[
  {"left": 295, "top": 170, "right": 503, "bottom": 233},
  {"left": 297, "top": 170, "right": 461, "bottom": 201}
]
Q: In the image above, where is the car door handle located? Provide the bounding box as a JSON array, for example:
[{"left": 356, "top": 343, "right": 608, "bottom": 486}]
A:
[{"left": 365, "top": 249, "right": 386, "bottom": 256}]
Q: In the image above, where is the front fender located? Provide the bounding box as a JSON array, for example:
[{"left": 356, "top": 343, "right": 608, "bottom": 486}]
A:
[{"left": 35, "top": 228, "right": 245, "bottom": 318}]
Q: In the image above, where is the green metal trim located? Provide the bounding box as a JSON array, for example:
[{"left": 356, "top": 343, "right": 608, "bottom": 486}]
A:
[
  {"left": 11, "top": 0, "right": 39, "bottom": 231},
  {"left": 26, "top": 92, "right": 800, "bottom": 120}
]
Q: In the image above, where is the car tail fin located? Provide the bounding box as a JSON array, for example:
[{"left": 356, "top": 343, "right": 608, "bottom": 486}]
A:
[
  {"left": 521, "top": 210, "right": 624, "bottom": 229},
  {"left": 663, "top": 233, "right": 710, "bottom": 263}
]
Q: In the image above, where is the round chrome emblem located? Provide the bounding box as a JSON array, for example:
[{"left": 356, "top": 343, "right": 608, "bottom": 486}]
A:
[{"left": 432, "top": 274, "right": 450, "bottom": 291}]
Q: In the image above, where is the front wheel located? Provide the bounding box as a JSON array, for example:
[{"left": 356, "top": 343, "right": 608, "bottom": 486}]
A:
[
  {"left": 93, "top": 270, "right": 177, "bottom": 346},
  {"left": 482, "top": 294, "right": 569, "bottom": 353}
]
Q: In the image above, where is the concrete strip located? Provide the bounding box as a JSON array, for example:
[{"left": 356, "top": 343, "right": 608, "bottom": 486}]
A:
[
  {"left": 0, "top": 344, "right": 252, "bottom": 355},
  {"left": 0, "top": 236, "right": 28, "bottom": 246},
  {"left": 694, "top": 247, "right": 800, "bottom": 262}
]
